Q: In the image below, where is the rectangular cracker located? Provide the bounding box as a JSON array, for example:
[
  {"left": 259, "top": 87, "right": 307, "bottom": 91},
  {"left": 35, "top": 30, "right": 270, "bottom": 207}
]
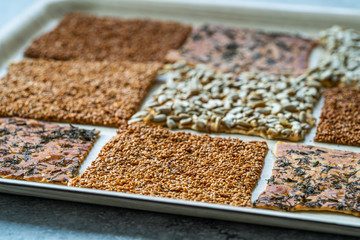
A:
[
  {"left": 0, "top": 117, "right": 99, "bottom": 184},
  {"left": 69, "top": 123, "right": 268, "bottom": 207},
  {"left": 254, "top": 142, "right": 360, "bottom": 217},
  {"left": 0, "top": 59, "right": 162, "bottom": 126},
  {"left": 166, "top": 25, "right": 316, "bottom": 75},
  {"left": 133, "top": 63, "right": 321, "bottom": 141},
  {"left": 24, "top": 12, "right": 192, "bottom": 62},
  {"left": 309, "top": 26, "right": 360, "bottom": 88},
  {"left": 314, "top": 87, "right": 360, "bottom": 146}
]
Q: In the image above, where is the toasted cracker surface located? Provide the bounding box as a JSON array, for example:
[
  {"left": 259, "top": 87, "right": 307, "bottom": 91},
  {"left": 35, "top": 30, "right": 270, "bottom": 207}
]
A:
[
  {"left": 0, "top": 117, "right": 99, "bottom": 184},
  {"left": 0, "top": 59, "right": 162, "bottom": 126},
  {"left": 314, "top": 87, "right": 360, "bottom": 146},
  {"left": 133, "top": 63, "right": 321, "bottom": 141},
  {"left": 166, "top": 25, "right": 315, "bottom": 75},
  {"left": 254, "top": 142, "right": 360, "bottom": 217},
  {"left": 69, "top": 123, "right": 267, "bottom": 207},
  {"left": 25, "top": 12, "right": 192, "bottom": 62}
]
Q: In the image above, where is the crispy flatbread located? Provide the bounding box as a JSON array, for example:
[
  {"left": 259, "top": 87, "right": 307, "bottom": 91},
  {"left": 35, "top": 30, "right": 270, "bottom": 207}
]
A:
[
  {"left": 0, "top": 118, "right": 99, "bottom": 184},
  {"left": 315, "top": 87, "right": 360, "bottom": 146},
  {"left": 69, "top": 123, "right": 267, "bottom": 207},
  {"left": 254, "top": 142, "right": 360, "bottom": 217},
  {"left": 0, "top": 59, "right": 162, "bottom": 126},
  {"left": 166, "top": 25, "right": 316, "bottom": 75},
  {"left": 134, "top": 63, "right": 320, "bottom": 141},
  {"left": 25, "top": 12, "right": 192, "bottom": 62}
]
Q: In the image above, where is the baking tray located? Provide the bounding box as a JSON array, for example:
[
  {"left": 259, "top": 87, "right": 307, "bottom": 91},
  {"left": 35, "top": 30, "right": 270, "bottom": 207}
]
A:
[{"left": 0, "top": 0, "right": 360, "bottom": 237}]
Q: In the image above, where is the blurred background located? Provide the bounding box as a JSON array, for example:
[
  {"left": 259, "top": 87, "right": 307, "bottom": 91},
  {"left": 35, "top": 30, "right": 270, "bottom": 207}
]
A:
[{"left": 2, "top": 0, "right": 360, "bottom": 30}]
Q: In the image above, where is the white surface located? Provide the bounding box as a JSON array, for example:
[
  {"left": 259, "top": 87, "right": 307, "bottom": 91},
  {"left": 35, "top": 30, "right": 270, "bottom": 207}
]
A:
[{"left": 1, "top": 0, "right": 360, "bottom": 237}]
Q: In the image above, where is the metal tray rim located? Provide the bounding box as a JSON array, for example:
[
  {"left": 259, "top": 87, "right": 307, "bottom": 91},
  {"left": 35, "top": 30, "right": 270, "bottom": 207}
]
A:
[{"left": 0, "top": 0, "right": 360, "bottom": 237}]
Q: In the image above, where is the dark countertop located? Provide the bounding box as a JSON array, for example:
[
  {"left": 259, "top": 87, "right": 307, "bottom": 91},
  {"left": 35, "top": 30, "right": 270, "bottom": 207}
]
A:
[{"left": 2, "top": 193, "right": 358, "bottom": 240}]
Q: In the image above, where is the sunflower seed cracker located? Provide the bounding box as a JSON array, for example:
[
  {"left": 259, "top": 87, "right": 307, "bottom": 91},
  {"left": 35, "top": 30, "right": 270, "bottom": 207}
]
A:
[{"left": 133, "top": 63, "right": 321, "bottom": 141}]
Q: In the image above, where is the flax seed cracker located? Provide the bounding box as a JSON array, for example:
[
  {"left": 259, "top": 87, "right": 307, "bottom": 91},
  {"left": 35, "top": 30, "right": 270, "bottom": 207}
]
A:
[
  {"left": 314, "top": 87, "right": 360, "bottom": 146},
  {"left": 25, "top": 12, "right": 192, "bottom": 62},
  {"left": 0, "top": 59, "right": 162, "bottom": 126}
]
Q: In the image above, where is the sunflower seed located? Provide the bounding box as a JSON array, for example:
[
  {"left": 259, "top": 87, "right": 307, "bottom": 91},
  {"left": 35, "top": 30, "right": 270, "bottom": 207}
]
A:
[
  {"left": 257, "top": 126, "right": 267, "bottom": 131},
  {"left": 267, "top": 128, "right": 278, "bottom": 136},
  {"left": 179, "top": 113, "right": 190, "bottom": 118},
  {"left": 249, "top": 101, "right": 266, "bottom": 108},
  {"left": 156, "top": 106, "right": 171, "bottom": 114},
  {"left": 237, "top": 120, "right": 251, "bottom": 127},
  {"left": 128, "top": 118, "right": 143, "bottom": 123},
  {"left": 256, "top": 107, "right": 271, "bottom": 114},
  {"left": 299, "top": 111, "right": 307, "bottom": 122},
  {"left": 271, "top": 103, "right": 282, "bottom": 114},
  {"left": 180, "top": 118, "right": 192, "bottom": 125},
  {"left": 283, "top": 103, "right": 297, "bottom": 112},
  {"left": 132, "top": 111, "right": 149, "bottom": 119},
  {"left": 152, "top": 114, "right": 167, "bottom": 123},
  {"left": 222, "top": 118, "right": 235, "bottom": 128},
  {"left": 195, "top": 119, "right": 207, "bottom": 129},
  {"left": 275, "top": 124, "right": 284, "bottom": 131},
  {"left": 279, "top": 117, "right": 290, "bottom": 126},
  {"left": 166, "top": 118, "right": 177, "bottom": 129},
  {"left": 146, "top": 101, "right": 159, "bottom": 107},
  {"left": 281, "top": 129, "right": 292, "bottom": 136},
  {"left": 258, "top": 119, "right": 266, "bottom": 125},
  {"left": 215, "top": 117, "right": 221, "bottom": 131},
  {"left": 250, "top": 120, "right": 258, "bottom": 127},
  {"left": 158, "top": 95, "right": 168, "bottom": 104}
]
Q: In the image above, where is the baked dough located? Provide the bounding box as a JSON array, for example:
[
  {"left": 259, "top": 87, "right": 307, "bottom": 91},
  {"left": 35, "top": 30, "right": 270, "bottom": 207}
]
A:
[
  {"left": 0, "top": 118, "right": 99, "bottom": 184},
  {"left": 0, "top": 59, "right": 162, "bottom": 126},
  {"left": 166, "top": 25, "right": 316, "bottom": 75},
  {"left": 254, "top": 142, "right": 360, "bottom": 217},
  {"left": 69, "top": 123, "right": 267, "bottom": 207}
]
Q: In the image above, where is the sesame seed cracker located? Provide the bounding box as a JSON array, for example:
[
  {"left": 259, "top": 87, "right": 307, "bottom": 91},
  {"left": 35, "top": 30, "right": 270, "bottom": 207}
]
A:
[
  {"left": 314, "top": 87, "right": 360, "bottom": 146},
  {"left": 0, "top": 59, "right": 162, "bottom": 126},
  {"left": 69, "top": 123, "right": 268, "bottom": 207}
]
